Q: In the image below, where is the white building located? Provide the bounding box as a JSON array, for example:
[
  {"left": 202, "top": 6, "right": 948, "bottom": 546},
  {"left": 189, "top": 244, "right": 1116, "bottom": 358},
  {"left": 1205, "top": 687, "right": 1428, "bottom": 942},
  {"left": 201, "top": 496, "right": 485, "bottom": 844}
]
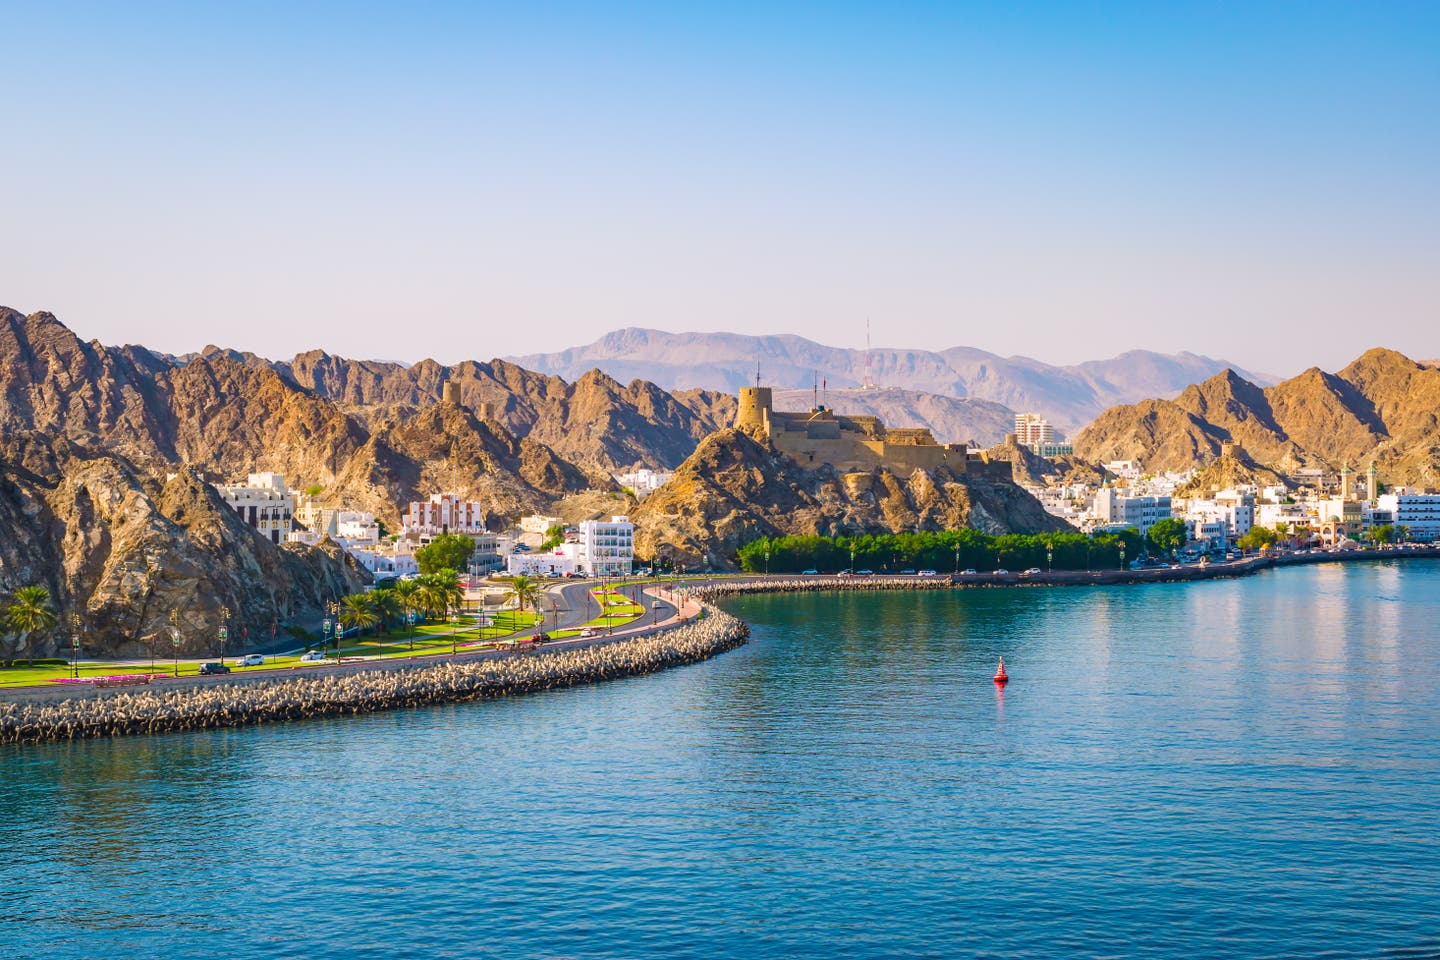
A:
[
  {"left": 1014, "top": 413, "right": 1055, "bottom": 446},
  {"left": 1092, "top": 488, "right": 1173, "bottom": 536},
  {"left": 405, "top": 493, "right": 488, "bottom": 536},
  {"left": 614, "top": 468, "right": 675, "bottom": 498},
  {"left": 506, "top": 547, "right": 578, "bottom": 577},
  {"left": 1182, "top": 490, "right": 1255, "bottom": 542},
  {"left": 349, "top": 539, "right": 420, "bottom": 577},
  {"left": 578, "top": 515, "right": 634, "bottom": 577},
  {"left": 1376, "top": 494, "right": 1440, "bottom": 540},
  {"left": 215, "top": 473, "right": 294, "bottom": 545}
]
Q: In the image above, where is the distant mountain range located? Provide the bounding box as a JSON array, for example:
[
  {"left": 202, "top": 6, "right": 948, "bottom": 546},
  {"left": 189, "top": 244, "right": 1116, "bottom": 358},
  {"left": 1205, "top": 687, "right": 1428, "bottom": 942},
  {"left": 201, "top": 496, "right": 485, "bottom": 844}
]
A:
[
  {"left": 1074, "top": 348, "right": 1440, "bottom": 488},
  {"left": 509, "top": 329, "right": 1276, "bottom": 434}
]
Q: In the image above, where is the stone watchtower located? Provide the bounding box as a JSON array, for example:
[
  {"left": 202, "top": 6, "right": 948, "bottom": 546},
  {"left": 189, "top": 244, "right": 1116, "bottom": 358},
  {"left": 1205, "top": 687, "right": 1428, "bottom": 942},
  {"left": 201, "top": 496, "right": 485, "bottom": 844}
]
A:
[
  {"left": 442, "top": 381, "right": 462, "bottom": 405},
  {"left": 735, "top": 386, "right": 773, "bottom": 433}
]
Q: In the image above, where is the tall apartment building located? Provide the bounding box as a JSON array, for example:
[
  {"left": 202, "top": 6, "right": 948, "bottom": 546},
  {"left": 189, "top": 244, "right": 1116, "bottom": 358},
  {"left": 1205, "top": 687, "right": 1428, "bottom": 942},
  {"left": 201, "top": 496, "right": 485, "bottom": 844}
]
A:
[
  {"left": 404, "top": 493, "right": 488, "bottom": 536},
  {"left": 1013, "top": 413, "right": 1055, "bottom": 447},
  {"left": 578, "top": 515, "right": 634, "bottom": 577},
  {"left": 215, "top": 473, "right": 294, "bottom": 545}
]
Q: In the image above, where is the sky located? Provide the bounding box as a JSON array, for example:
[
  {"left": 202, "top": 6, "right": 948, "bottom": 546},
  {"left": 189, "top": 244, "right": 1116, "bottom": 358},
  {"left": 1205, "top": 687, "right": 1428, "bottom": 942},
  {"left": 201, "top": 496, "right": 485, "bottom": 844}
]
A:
[{"left": 2, "top": 1, "right": 1437, "bottom": 375}]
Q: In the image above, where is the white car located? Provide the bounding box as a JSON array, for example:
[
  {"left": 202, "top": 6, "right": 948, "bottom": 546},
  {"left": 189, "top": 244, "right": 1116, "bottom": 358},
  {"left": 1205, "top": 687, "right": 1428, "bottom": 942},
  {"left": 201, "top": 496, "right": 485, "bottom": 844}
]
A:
[
  {"left": 237, "top": 654, "right": 265, "bottom": 667},
  {"left": 995, "top": 569, "right": 1010, "bottom": 575},
  {"left": 299, "top": 650, "right": 325, "bottom": 662},
  {"left": 961, "top": 568, "right": 978, "bottom": 576},
  {"left": 917, "top": 569, "right": 937, "bottom": 577}
]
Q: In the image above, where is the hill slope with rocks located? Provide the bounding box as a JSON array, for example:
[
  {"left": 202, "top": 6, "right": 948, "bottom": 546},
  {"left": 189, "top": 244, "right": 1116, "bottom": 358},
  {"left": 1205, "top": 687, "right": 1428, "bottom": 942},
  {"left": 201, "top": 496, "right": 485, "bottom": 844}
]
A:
[
  {"left": 509, "top": 328, "right": 1274, "bottom": 432},
  {"left": 1074, "top": 349, "right": 1440, "bottom": 487},
  {"left": 630, "top": 429, "right": 1067, "bottom": 569}
]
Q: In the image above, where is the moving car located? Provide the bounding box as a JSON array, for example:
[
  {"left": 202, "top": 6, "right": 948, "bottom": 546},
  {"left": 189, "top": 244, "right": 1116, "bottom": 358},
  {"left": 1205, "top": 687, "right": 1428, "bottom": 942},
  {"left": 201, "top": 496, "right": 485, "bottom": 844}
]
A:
[
  {"left": 917, "top": 569, "right": 937, "bottom": 577},
  {"left": 198, "top": 662, "right": 230, "bottom": 676},
  {"left": 995, "top": 569, "right": 1010, "bottom": 575},
  {"left": 1021, "top": 567, "right": 1043, "bottom": 576},
  {"left": 801, "top": 568, "right": 819, "bottom": 575},
  {"left": 237, "top": 654, "right": 265, "bottom": 667},
  {"left": 580, "top": 627, "right": 600, "bottom": 638},
  {"left": 530, "top": 633, "right": 551, "bottom": 644},
  {"left": 299, "top": 650, "right": 325, "bottom": 662},
  {"left": 961, "top": 568, "right": 978, "bottom": 576},
  {"left": 856, "top": 569, "right": 874, "bottom": 576}
]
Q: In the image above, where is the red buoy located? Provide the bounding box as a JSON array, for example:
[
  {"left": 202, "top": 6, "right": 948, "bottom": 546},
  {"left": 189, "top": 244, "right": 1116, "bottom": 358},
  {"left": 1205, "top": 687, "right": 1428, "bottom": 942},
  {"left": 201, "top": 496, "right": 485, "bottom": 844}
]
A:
[{"left": 993, "top": 657, "right": 1009, "bottom": 685}]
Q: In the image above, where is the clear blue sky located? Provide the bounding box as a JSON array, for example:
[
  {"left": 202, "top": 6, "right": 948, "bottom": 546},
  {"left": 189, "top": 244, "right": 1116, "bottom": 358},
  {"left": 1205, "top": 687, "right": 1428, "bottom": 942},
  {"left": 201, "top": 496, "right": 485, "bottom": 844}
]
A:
[{"left": 2, "top": 1, "right": 1436, "bottom": 374}]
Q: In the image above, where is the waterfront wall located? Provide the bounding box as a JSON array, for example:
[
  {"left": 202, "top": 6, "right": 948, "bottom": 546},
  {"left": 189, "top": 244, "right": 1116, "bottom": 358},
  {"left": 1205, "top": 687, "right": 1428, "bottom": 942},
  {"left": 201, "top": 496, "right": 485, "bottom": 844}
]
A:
[
  {"left": 696, "top": 548, "right": 1440, "bottom": 600},
  {"left": 0, "top": 605, "right": 749, "bottom": 746}
]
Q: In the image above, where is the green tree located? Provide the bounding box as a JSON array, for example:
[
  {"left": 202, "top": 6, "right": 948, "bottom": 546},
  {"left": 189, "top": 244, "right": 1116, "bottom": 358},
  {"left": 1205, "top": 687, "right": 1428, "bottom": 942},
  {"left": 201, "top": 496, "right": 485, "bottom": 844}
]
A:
[
  {"left": 508, "top": 574, "right": 539, "bottom": 613},
  {"left": 304, "top": 484, "right": 324, "bottom": 498},
  {"left": 369, "top": 589, "right": 400, "bottom": 634},
  {"left": 415, "top": 534, "right": 476, "bottom": 576},
  {"left": 5, "top": 585, "right": 58, "bottom": 667},
  {"left": 1237, "top": 526, "right": 1278, "bottom": 551},
  {"left": 1371, "top": 524, "right": 1395, "bottom": 544},
  {"left": 1147, "top": 518, "right": 1188, "bottom": 556},
  {"left": 392, "top": 579, "right": 421, "bottom": 646},
  {"left": 539, "top": 525, "right": 565, "bottom": 551},
  {"left": 416, "top": 569, "right": 463, "bottom": 621},
  {"left": 338, "top": 593, "right": 380, "bottom": 637}
]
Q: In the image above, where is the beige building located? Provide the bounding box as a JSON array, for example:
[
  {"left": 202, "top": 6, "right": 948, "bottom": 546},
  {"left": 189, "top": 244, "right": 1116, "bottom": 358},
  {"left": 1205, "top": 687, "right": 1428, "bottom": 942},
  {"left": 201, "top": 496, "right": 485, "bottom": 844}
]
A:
[{"left": 735, "top": 386, "right": 1002, "bottom": 475}]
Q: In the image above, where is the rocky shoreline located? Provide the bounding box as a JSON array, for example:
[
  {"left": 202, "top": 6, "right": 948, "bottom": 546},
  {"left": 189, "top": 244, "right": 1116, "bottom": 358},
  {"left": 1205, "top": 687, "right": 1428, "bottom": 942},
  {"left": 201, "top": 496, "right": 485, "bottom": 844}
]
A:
[{"left": 0, "top": 605, "right": 748, "bottom": 746}]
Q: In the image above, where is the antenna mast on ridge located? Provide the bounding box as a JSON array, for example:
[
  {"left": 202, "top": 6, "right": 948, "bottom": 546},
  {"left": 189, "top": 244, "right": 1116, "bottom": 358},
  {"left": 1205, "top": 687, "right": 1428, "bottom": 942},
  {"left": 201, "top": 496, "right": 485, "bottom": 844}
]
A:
[
  {"left": 863, "top": 317, "right": 877, "bottom": 390},
  {"left": 755, "top": 363, "right": 761, "bottom": 388}
]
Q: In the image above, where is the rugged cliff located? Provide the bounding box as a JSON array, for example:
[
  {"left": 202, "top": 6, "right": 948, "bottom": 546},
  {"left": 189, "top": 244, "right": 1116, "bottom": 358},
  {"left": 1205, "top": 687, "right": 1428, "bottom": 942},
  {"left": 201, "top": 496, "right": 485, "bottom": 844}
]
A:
[
  {"left": 1074, "top": 349, "right": 1440, "bottom": 486},
  {"left": 630, "top": 429, "right": 1067, "bottom": 569},
  {"left": 1, "top": 444, "right": 369, "bottom": 657}
]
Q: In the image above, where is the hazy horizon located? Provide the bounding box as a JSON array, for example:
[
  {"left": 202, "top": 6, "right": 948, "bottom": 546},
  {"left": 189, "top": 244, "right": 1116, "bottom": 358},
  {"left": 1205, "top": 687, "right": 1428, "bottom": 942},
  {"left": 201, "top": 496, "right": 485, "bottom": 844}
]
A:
[{"left": 3, "top": 3, "right": 1436, "bottom": 373}]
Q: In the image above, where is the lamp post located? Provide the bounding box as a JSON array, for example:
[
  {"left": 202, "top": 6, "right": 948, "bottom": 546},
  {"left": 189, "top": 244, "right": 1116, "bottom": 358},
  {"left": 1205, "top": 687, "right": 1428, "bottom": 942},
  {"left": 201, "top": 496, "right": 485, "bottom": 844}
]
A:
[
  {"left": 849, "top": 546, "right": 856, "bottom": 575},
  {"left": 764, "top": 548, "right": 770, "bottom": 577},
  {"left": 328, "top": 599, "right": 341, "bottom": 663},
  {"left": 954, "top": 542, "right": 960, "bottom": 575},
  {"left": 169, "top": 608, "right": 181, "bottom": 677},
  {"left": 1047, "top": 547, "right": 1053, "bottom": 573},
  {"left": 1119, "top": 543, "right": 1127, "bottom": 572},
  {"left": 218, "top": 605, "right": 230, "bottom": 663},
  {"left": 70, "top": 613, "right": 81, "bottom": 679}
]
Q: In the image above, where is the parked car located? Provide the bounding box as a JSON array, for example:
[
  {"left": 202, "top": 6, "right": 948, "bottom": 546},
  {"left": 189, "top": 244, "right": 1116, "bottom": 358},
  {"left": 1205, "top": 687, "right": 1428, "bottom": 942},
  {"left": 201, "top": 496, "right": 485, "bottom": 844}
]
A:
[
  {"left": 837, "top": 571, "right": 853, "bottom": 578},
  {"left": 1021, "top": 568, "right": 1042, "bottom": 576},
  {"left": 299, "top": 650, "right": 325, "bottom": 662},
  {"left": 198, "top": 662, "right": 230, "bottom": 676},
  {"left": 237, "top": 654, "right": 265, "bottom": 667},
  {"left": 961, "top": 568, "right": 978, "bottom": 576},
  {"left": 856, "top": 569, "right": 874, "bottom": 576},
  {"left": 995, "top": 569, "right": 1010, "bottom": 575},
  {"left": 917, "top": 569, "right": 937, "bottom": 577},
  {"left": 801, "top": 568, "right": 819, "bottom": 575}
]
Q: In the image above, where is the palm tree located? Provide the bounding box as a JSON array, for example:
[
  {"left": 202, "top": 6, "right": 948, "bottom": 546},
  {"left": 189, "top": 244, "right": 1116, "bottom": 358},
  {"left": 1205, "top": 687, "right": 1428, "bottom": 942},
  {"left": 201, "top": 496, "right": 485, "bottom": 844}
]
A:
[
  {"left": 338, "top": 593, "right": 380, "bottom": 639},
  {"left": 369, "top": 589, "right": 400, "bottom": 635},
  {"left": 6, "top": 586, "right": 59, "bottom": 667},
  {"left": 392, "top": 580, "right": 420, "bottom": 647},
  {"left": 428, "top": 568, "right": 463, "bottom": 621},
  {"left": 509, "top": 575, "right": 539, "bottom": 614}
]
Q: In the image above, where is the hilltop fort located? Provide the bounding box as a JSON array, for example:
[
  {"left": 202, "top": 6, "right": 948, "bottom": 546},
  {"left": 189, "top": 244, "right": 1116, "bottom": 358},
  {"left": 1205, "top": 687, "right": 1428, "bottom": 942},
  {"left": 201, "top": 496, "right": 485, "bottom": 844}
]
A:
[{"left": 734, "top": 386, "right": 1008, "bottom": 476}]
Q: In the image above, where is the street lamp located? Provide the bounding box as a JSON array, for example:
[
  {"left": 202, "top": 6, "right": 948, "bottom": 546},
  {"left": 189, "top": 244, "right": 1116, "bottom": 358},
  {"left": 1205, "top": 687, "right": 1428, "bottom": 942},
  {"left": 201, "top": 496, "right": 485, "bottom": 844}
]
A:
[
  {"left": 849, "top": 546, "right": 856, "bottom": 575},
  {"left": 954, "top": 542, "right": 960, "bottom": 575},
  {"left": 69, "top": 612, "right": 81, "bottom": 679},
  {"left": 169, "top": 608, "right": 181, "bottom": 677},
  {"left": 218, "top": 605, "right": 230, "bottom": 663},
  {"left": 1047, "top": 547, "right": 1053, "bottom": 573},
  {"left": 1119, "top": 543, "right": 1127, "bottom": 572},
  {"left": 764, "top": 548, "right": 770, "bottom": 577},
  {"left": 327, "top": 599, "right": 341, "bottom": 663}
]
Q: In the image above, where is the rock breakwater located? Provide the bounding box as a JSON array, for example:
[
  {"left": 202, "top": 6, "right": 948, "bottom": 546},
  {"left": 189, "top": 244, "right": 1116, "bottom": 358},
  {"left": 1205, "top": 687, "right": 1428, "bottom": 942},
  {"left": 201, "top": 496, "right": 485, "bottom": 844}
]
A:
[{"left": 0, "top": 606, "right": 748, "bottom": 745}]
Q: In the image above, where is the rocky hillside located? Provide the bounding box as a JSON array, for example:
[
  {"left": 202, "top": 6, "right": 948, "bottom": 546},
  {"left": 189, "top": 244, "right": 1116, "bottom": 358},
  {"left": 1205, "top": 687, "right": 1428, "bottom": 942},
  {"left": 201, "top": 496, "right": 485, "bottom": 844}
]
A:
[
  {"left": 0, "top": 307, "right": 740, "bottom": 524},
  {"left": 0, "top": 440, "right": 369, "bottom": 656},
  {"left": 630, "top": 429, "right": 1067, "bottom": 569},
  {"left": 509, "top": 328, "right": 1273, "bottom": 432},
  {"left": 1074, "top": 349, "right": 1440, "bottom": 487}
]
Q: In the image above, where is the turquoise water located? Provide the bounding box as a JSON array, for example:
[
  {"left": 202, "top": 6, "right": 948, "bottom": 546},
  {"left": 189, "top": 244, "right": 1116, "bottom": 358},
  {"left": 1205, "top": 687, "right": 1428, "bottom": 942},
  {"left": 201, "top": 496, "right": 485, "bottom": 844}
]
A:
[{"left": 4, "top": 561, "right": 1440, "bottom": 959}]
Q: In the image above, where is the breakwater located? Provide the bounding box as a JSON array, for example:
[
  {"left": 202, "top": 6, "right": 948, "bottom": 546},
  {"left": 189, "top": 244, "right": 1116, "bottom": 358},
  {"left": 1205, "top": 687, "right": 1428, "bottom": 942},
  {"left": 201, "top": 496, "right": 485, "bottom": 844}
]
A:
[
  {"left": 0, "top": 605, "right": 748, "bottom": 745},
  {"left": 693, "top": 547, "right": 1440, "bottom": 599}
]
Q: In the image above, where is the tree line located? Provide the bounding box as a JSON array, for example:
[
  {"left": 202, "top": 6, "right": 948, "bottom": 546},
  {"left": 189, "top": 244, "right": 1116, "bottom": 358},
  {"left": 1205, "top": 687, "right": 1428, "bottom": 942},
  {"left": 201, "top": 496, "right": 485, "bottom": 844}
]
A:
[{"left": 735, "top": 528, "right": 1175, "bottom": 574}]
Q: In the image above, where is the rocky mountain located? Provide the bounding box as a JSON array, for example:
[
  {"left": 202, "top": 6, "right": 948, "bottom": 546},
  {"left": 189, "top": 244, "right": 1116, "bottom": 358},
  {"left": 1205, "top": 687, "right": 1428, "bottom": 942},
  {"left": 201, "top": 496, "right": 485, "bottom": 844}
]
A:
[
  {"left": 508, "top": 328, "right": 1274, "bottom": 433},
  {"left": 0, "top": 305, "right": 738, "bottom": 651},
  {"left": 1074, "top": 349, "right": 1440, "bottom": 487},
  {"left": 770, "top": 386, "right": 1016, "bottom": 447},
  {"left": 0, "top": 308, "right": 741, "bottom": 524},
  {"left": 630, "top": 429, "right": 1067, "bottom": 569},
  {"left": 0, "top": 443, "right": 370, "bottom": 657}
]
